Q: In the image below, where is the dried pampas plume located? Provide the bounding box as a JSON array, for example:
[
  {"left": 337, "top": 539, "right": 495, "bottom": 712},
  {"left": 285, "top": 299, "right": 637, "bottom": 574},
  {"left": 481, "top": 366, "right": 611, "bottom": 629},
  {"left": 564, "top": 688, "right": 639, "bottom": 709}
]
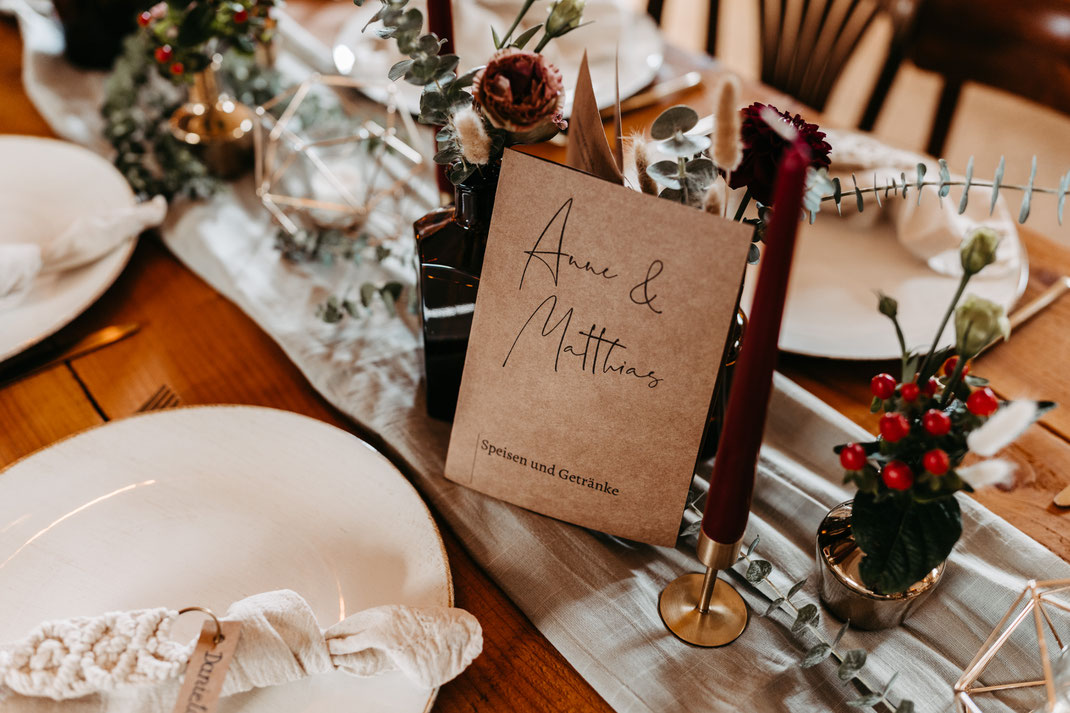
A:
[
  {"left": 713, "top": 74, "right": 742, "bottom": 173},
  {"left": 703, "top": 180, "right": 725, "bottom": 215},
  {"left": 630, "top": 132, "right": 658, "bottom": 196},
  {"left": 452, "top": 107, "right": 492, "bottom": 165}
]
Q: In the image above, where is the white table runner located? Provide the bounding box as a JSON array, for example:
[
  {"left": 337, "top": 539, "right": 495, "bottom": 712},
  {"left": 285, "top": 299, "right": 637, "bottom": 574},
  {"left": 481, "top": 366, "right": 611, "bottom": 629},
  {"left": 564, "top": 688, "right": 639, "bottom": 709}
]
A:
[{"left": 8, "top": 5, "right": 1070, "bottom": 711}]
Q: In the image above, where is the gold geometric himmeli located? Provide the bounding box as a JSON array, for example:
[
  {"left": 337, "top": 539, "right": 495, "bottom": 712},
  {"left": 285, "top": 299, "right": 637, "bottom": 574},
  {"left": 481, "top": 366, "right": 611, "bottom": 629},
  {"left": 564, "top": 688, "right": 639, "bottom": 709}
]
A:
[
  {"left": 252, "top": 74, "right": 425, "bottom": 238},
  {"left": 956, "top": 579, "right": 1070, "bottom": 712}
]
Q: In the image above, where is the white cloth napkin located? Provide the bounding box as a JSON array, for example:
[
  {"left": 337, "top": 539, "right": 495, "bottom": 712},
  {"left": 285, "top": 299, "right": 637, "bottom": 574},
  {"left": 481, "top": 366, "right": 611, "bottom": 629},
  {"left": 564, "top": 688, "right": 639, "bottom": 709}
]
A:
[
  {"left": 825, "top": 129, "right": 1020, "bottom": 277},
  {"left": 0, "top": 196, "right": 167, "bottom": 309},
  {"left": 0, "top": 589, "right": 482, "bottom": 711}
]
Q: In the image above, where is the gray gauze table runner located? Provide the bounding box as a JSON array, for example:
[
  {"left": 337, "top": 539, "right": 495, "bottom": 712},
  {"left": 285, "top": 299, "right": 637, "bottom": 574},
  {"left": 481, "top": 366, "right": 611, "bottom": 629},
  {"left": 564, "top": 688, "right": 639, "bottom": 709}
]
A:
[{"left": 9, "top": 5, "right": 1070, "bottom": 710}]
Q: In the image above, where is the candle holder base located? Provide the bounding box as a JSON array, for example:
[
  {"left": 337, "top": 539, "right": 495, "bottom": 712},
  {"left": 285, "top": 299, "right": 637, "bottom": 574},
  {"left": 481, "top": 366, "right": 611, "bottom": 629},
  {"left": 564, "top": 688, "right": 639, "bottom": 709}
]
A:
[{"left": 658, "top": 571, "right": 748, "bottom": 647}]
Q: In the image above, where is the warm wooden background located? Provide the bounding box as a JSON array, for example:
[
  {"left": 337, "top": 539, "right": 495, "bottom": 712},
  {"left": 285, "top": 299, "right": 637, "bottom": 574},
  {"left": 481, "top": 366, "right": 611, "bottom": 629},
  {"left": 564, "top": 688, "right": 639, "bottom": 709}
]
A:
[{"left": 2, "top": 5, "right": 1069, "bottom": 711}]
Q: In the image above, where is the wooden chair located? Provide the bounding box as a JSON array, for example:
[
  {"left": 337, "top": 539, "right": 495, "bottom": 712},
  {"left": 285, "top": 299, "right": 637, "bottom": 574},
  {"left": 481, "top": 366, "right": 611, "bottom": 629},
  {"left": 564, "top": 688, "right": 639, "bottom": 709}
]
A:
[
  {"left": 646, "top": 0, "right": 720, "bottom": 57},
  {"left": 860, "top": 0, "right": 1070, "bottom": 157}
]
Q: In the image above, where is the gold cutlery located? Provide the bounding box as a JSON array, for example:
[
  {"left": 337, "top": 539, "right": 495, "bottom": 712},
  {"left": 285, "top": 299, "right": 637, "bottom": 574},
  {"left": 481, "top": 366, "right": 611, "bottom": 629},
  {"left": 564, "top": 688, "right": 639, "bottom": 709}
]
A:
[
  {"left": 136, "top": 384, "right": 181, "bottom": 413},
  {"left": 0, "top": 323, "right": 141, "bottom": 388}
]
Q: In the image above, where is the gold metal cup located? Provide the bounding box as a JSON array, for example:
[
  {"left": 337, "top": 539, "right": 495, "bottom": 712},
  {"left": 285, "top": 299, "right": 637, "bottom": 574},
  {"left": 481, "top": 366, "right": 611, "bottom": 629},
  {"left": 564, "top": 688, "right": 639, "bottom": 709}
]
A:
[
  {"left": 658, "top": 531, "right": 748, "bottom": 647},
  {"left": 170, "top": 58, "right": 255, "bottom": 179}
]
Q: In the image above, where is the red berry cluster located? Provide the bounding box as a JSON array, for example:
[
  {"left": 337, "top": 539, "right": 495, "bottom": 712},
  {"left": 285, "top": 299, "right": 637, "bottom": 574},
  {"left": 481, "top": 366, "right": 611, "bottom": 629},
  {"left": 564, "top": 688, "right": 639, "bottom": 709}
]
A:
[{"left": 839, "top": 366, "right": 1001, "bottom": 495}]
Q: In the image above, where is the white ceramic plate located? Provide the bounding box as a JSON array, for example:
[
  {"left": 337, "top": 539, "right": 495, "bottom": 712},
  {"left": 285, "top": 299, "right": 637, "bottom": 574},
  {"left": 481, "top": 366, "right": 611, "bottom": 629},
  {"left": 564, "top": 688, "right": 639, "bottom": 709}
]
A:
[
  {"left": 741, "top": 214, "right": 1029, "bottom": 360},
  {"left": 0, "top": 136, "right": 139, "bottom": 362},
  {"left": 332, "top": 0, "right": 664, "bottom": 115},
  {"left": 0, "top": 406, "right": 452, "bottom": 713}
]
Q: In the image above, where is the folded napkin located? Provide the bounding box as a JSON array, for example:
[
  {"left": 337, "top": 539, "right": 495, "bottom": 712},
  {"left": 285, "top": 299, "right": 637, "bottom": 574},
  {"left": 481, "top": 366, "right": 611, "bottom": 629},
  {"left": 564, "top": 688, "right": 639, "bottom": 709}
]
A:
[
  {"left": 824, "top": 129, "right": 1020, "bottom": 278},
  {"left": 0, "top": 196, "right": 167, "bottom": 309},
  {"left": 0, "top": 589, "right": 482, "bottom": 711}
]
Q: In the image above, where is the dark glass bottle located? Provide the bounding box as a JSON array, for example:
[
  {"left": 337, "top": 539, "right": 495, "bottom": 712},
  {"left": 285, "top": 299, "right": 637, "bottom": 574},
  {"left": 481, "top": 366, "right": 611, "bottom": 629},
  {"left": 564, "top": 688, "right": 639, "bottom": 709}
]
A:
[
  {"left": 698, "top": 308, "right": 747, "bottom": 459},
  {"left": 415, "top": 165, "right": 499, "bottom": 421}
]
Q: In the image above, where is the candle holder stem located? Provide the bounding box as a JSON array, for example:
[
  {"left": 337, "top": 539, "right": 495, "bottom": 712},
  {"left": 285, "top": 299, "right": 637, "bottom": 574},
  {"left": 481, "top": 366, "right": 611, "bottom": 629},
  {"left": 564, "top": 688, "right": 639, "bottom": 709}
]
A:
[{"left": 659, "top": 532, "right": 748, "bottom": 647}]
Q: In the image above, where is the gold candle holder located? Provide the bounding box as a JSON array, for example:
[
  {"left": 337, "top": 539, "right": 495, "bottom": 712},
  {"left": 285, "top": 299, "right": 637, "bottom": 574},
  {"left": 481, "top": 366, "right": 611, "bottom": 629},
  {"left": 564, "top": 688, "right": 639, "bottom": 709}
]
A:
[
  {"left": 659, "top": 530, "right": 748, "bottom": 647},
  {"left": 170, "top": 55, "right": 255, "bottom": 179}
]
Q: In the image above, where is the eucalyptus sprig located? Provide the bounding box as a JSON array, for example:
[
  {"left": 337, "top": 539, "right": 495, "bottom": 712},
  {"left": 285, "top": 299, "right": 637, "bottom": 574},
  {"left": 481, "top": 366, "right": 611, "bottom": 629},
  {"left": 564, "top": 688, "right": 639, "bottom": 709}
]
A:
[
  {"left": 732, "top": 534, "right": 916, "bottom": 713},
  {"left": 807, "top": 157, "right": 1070, "bottom": 225},
  {"left": 644, "top": 106, "right": 715, "bottom": 208}
]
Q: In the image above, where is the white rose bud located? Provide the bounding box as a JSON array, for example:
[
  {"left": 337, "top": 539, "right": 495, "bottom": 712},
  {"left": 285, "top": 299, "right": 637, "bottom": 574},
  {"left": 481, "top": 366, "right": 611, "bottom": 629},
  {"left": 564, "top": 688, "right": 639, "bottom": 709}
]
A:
[
  {"left": 545, "top": 0, "right": 586, "bottom": 37},
  {"left": 955, "top": 294, "right": 1010, "bottom": 357},
  {"left": 960, "top": 227, "right": 1001, "bottom": 276}
]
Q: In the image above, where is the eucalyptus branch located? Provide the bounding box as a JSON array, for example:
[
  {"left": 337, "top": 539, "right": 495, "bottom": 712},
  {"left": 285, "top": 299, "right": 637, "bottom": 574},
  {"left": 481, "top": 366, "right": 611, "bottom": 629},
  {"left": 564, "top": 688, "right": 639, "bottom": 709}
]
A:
[
  {"left": 810, "top": 158, "right": 1070, "bottom": 226},
  {"left": 707, "top": 529, "right": 917, "bottom": 713}
]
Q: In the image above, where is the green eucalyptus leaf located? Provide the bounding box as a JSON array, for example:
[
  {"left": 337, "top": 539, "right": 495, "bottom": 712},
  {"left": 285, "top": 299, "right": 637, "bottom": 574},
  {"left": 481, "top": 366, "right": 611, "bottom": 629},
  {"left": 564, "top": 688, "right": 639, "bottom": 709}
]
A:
[
  {"left": 1019, "top": 155, "right": 1038, "bottom": 224},
  {"left": 745, "top": 535, "right": 760, "bottom": 558},
  {"left": 661, "top": 133, "right": 711, "bottom": 158},
  {"left": 790, "top": 603, "right": 818, "bottom": 634},
  {"left": 437, "top": 53, "right": 460, "bottom": 75},
  {"left": 991, "top": 155, "right": 1005, "bottom": 216},
  {"left": 359, "top": 282, "right": 377, "bottom": 308},
  {"left": 914, "top": 162, "right": 927, "bottom": 206},
  {"left": 786, "top": 578, "right": 807, "bottom": 602},
  {"left": 832, "top": 619, "right": 849, "bottom": 647},
  {"left": 747, "top": 243, "right": 760, "bottom": 264},
  {"left": 433, "top": 148, "right": 459, "bottom": 165},
  {"left": 454, "top": 67, "right": 481, "bottom": 89},
  {"left": 763, "top": 597, "right": 785, "bottom": 617},
  {"left": 685, "top": 157, "right": 716, "bottom": 187},
  {"left": 447, "top": 162, "right": 476, "bottom": 184},
  {"left": 388, "top": 59, "right": 414, "bottom": 81},
  {"left": 745, "top": 560, "right": 772, "bottom": 584},
  {"left": 938, "top": 159, "right": 951, "bottom": 198},
  {"left": 959, "top": 156, "right": 974, "bottom": 214},
  {"left": 801, "top": 643, "right": 832, "bottom": 668},
  {"left": 650, "top": 105, "right": 699, "bottom": 140},
  {"left": 837, "top": 649, "right": 867, "bottom": 680},
  {"left": 852, "top": 490, "right": 962, "bottom": 594},
  {"left": 647, "top": 160, "right": 682, "bottom": 190},
  {"left": 898, "top": 699, "right": 916, "bottom": 713}
]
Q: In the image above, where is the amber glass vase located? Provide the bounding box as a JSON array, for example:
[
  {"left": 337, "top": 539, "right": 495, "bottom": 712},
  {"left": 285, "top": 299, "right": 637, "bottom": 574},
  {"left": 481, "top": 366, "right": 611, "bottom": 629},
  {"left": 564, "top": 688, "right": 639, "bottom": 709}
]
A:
[
  {"left": 415, "top": 165, "right": 499, "bottom": 421},
  {"left": 698, "top": 308, "right": 747, "bottom": 459}
]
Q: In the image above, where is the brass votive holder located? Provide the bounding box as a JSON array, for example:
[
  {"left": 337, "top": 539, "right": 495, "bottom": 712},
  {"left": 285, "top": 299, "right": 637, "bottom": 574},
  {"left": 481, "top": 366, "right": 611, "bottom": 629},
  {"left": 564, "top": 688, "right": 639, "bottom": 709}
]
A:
[{"left": 659, "top": 530, "right": 748, "bottom": 647}]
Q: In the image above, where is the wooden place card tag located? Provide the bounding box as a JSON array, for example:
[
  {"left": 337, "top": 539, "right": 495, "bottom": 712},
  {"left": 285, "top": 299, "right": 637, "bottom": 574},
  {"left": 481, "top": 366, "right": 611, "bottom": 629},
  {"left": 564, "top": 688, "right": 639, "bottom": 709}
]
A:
[
  {"left": 444, "top": 149, "right": 752, "bottom": 545},
  {"left": 171, "top": 620, "right": 242, "bottom": 713}
]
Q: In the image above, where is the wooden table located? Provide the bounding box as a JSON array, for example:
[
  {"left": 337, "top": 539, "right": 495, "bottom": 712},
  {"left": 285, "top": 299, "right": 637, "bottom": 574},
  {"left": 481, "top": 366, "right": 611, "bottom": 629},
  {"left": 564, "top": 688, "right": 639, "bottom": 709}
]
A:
[{"left": 2, "top": 9, "right": 1069, "bottom": 712}]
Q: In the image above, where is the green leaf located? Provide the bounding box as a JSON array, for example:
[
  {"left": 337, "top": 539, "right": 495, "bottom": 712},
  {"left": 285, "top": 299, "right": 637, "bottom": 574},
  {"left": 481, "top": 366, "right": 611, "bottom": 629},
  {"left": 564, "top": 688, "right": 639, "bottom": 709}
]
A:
[
  {"left": 747, "top": 243, "right": 760, "bottom": 264},
  {"left": 491, "top": 25, "right": 502, "bottom": 48},
  {"left": 684, "top": 157, "right": 716, "bottom": 189},
  {"left": 647, "top": 160, "right": 682, "bottom": 190},
  {"left": 437, "top": 53, "right": 460, "bottom": 75},
  {"left": 511, "top": 24, "right": 542, "bottom": 49},
  {"left": 801, "top": 643, "right": 831, "bottom": 668},
  {"left": 661, "top": 133, "right": 711, "bottom": 158},
  {"left": 832, "top": 619, "right": 849, "bottom": 647},
  {"left": 745, "top": 560, "right": 772, "bottom": 584},
  {"left": 177, "top": 1, "right": 214, "bottom": 46},
  {"left": 870, "top": 396, "right": 882, "bottom": 413},
  {"left": 791, "top": 603, "right": 818, "bottom": 634},
  {"left": 990, "top": 155, "right": 1005, "bottom": 216},
  {"left": 388, "top": 59, "right": 414, "bottom": 81},
  {"left": 938, "top": 159, "right": 951, "bottom": 197},
  {"left": 745, "top": 535, "right": 760, "bottom": 558},
  {"left": 837, "top": 648, "right": 867, "bottom": 680},
  {"left": 650, "top": 105, "right": 699, "bottom": 140},
  {"left": 1057, "top": 170, "right": 1070, "bottom": 225},
  {"left": 763, "top": 597, "right": 785, "bottom": 617},
  {"left": 914, "top": 162, "right": 927, "bottom": 206},
  {"left": 852, "top": 491, "right": 962, "bottom": 594},
  {"left": 898, "top": 699, "right": 916, "bottom": 713},
  {"left": 1019, "top": 155, "right": 1038, "bottom": 224},
  {"left": 359, "top": 282, "right": 377, "bottom": 308},
  {"left": 958, "top": 156, "right": 974, "bottom": 214},
  {"left": 786, "top": 578, "right": 807, "bottom": 602}
]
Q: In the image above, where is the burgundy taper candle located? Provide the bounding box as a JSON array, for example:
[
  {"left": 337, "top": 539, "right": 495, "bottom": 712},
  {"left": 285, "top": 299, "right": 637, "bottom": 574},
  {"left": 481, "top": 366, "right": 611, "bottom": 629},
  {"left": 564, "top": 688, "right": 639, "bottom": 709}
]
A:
[{"left": 701, "top": 143, "right": 810, "bottom": 544}]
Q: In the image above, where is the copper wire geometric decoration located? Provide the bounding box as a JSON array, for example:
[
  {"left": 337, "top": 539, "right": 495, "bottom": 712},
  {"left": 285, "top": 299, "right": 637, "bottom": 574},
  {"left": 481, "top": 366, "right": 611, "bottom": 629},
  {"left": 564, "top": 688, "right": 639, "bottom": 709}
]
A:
[
  {"left": 955, "top": 579, "right": 1070, "bottom": 712},
  {"left": 252, "top": 74, "right": 424, "bottom": 238}
]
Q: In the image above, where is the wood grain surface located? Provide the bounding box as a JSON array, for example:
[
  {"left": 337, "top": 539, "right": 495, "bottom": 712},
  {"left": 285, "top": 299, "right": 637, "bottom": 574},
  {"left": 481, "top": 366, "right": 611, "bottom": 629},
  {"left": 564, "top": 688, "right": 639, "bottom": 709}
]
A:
[{"left": 1, "top": 7, "right": 1069, "bottom": 712}]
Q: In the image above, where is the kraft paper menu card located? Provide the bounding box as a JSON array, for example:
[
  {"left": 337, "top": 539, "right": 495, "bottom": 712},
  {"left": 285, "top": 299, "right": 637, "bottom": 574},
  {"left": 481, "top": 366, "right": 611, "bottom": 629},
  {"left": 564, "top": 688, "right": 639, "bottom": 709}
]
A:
[{"left": 444, "top": 149, "right": 753, "bottom": 545}]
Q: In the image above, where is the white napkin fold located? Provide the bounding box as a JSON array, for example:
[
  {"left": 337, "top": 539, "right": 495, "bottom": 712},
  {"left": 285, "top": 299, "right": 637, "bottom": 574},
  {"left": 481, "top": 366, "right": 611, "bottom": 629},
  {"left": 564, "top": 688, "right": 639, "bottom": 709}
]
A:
[
  {"left": 0, "top": 589, "right": 482, "bottom": 711},
  {"left": 0, "top": 196, "right": 167, "bottom": 309},
  {"left": 824, "top": 129, "right": 1020, "bottom": 278}
]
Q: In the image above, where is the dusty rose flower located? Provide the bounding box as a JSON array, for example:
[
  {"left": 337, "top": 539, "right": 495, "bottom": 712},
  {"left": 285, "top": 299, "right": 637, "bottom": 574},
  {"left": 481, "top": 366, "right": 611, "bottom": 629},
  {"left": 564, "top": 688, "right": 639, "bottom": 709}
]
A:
[
  {"left": 473, "top": 48, "right": 564, "bottom": 143},
  {"left": 726, "top": 102, "right": 831, "bottom": 205}
]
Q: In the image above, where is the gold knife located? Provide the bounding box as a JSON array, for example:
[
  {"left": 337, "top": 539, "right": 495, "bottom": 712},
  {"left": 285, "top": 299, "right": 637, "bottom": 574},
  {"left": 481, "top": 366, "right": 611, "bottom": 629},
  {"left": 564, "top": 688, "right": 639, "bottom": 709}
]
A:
[{"left": 0, "top": 323, "right": 141, "bottom": 388}]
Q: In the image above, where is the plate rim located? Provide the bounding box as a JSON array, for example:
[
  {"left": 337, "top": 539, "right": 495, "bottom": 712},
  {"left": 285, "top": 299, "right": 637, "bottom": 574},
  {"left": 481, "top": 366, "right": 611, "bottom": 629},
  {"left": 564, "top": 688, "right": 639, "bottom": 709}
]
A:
[{"left": 0, "top": 135, "right": 140, "bottom": 363}]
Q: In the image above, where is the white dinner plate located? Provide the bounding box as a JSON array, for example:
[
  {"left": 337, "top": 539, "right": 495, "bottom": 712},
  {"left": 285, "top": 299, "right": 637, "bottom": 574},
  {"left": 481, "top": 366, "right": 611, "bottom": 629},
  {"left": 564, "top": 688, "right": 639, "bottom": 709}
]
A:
[
  {"left": 741, "top": 212, "right": 1029, "bottom": 360},
  {"left": 332, "top": 0, "right": 664, "bottom": 115},
  {"left": 0, "top": 406, "right": 452, "bottom": 713},
  {"left": 0, "top": 136, "right": 139, "bottom": 362}
]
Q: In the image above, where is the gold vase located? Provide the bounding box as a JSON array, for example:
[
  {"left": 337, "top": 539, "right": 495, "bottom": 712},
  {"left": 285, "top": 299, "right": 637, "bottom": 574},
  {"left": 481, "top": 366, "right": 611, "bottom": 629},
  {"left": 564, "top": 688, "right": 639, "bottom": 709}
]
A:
[
  {"left": 170, "top": 58, "right": 255, "bottom": 179},
  {"left": 816, "top": 500, "right": 944, "bottom": 630}
]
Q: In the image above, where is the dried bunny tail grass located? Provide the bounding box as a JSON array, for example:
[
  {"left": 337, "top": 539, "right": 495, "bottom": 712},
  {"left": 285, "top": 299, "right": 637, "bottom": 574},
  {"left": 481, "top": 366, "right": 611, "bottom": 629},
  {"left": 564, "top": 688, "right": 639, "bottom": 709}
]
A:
[
  {"left": 713, "top": 74, "right": 742, "bottom": 173},
  {"left": 703, "top": 179, "right": 725, "bottom": 216},
  {"left": 452, "top": 107, "right": 492, "bottom": 165},
  {"left": 630, "top": 132, "right": 659, "bottom": 196}
]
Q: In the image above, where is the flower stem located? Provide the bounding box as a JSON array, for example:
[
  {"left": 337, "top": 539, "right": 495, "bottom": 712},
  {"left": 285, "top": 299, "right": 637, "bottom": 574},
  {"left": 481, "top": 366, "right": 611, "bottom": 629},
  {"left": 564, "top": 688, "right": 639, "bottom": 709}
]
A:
[
  {"left": 499, "top": 0, "right": 538, "bottom": 47},
  {"left": 918, "top": 272, "right": 971, "bottom": 379},
  {"left": 941, "top": 329, "right": 971, "bottom": 407}
]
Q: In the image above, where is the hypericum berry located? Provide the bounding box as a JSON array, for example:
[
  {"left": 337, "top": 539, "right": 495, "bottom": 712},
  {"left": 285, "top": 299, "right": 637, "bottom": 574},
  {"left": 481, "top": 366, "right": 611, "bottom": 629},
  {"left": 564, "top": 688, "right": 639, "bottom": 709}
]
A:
[
  {"left": 840, "top": 443, "right": 867, "bottom": 471},
  {"left": 900, "top": 382, "right": 920, "bottom": 402},
  {"left": 169, "top": 61, "right": 185, "bottom": 75},
  {"left": 879, "top": 412, "right": 911, "bottom": 443},
  {"left": 922, "top": 409, "right": 951, "bottom": 436},
  {"left": 233, "top": 7, "right": 249, "bottom": 22},
  {"left": 923, "top": 376, "right": 940, "bottom": 396},
  {"left": 923, "top": 448, "right": 950, "bottom": 475},
  {"left": 882, "top": 461, "right": 914, "bottom": 490},
  {"left": 137, "top": 10, "right": 152, "bottom": 26},
  {"left": 942, "top": 356, "right": 970, "bottom": 377},
  {"left": 967, "top": 387, "right": 1000, "bottom": 416},
  {"left": 871, "top": 373, "right": 897, "bottom": 400},
  {"left": 154, "top": 44, "right": 173, "bottom": 63}
]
